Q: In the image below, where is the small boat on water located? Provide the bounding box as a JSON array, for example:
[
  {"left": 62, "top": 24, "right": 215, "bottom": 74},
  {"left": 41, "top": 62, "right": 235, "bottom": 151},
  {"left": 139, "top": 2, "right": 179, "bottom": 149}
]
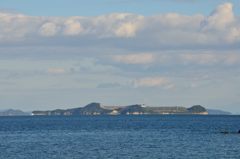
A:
[{"left": 220, "top": 130, "right": 240, "bottom": 134}]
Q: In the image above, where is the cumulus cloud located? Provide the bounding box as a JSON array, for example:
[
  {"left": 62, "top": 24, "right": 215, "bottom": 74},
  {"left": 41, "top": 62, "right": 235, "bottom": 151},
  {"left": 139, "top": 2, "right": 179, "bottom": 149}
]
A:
[
  {"left": 200, "top": 3, "right": 240, "bottom": 43},
  {"left": 112, "top": 53, "right": 154, "bottom": 64},
  {"left": 63, "top": 18, "right": 83, "bottom": 36},
  {"left": 202, "top": 3, "right": 234, "bottom": 30},
  {"left": 90, "top": 13, "right": 143, "bottom": 38},
  {"left": 0, "top": 12, "right": 38, "bottom": 41},
  {"left": 0, "top": 2, "right": 239, "bottom": 47},
  {"left": 115, "top": 22, "right": 139, "bottom": 37},
  {"left": 227, "top": 27, "right": 240, "bottom": 42},
  {"left": 39, "top": 22, "right": 59, "bottom": 37}
]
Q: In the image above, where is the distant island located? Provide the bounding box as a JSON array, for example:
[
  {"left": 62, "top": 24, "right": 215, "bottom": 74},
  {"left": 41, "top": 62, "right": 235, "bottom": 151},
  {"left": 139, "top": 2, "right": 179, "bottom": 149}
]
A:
[
  {"left": 207, "top": 109, "right": 232, "bottom": 115},
  {"left": 0, "top": 109, "right": 30, "bottom": 116},
  {"left": 0, "top": 104, "right": 232, "bottom": 116},
  {"left": 32, "top": 103, "right": 209, "bottom": 116}
]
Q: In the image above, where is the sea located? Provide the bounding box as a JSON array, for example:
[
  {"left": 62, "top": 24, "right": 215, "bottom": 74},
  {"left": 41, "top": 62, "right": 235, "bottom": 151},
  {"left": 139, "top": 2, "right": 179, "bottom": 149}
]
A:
[{"left": 0, "top": 115, "right": 240, "bottom": 159}]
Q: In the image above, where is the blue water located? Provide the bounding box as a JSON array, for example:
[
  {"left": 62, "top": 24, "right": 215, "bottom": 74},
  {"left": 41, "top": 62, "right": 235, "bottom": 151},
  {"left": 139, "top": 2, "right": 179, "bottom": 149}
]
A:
[{"left": 0, "top": 115, "right": 240, "bottom": 159}]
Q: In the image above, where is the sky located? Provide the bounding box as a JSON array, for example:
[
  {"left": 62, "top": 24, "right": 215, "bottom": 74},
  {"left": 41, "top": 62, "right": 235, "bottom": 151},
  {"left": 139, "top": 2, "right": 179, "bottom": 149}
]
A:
[{"left": 0, "top": 1, "right": 240, "bottom": 113}]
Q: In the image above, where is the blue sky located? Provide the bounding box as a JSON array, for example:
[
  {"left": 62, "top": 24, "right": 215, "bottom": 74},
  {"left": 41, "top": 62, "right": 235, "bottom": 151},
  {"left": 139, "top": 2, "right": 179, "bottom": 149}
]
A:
[
  {"left": 1, "top": 0, "right": 240, "bottom": 16},
  {"left": 0, "top": 1, "right": 240, "bottom": 113}
]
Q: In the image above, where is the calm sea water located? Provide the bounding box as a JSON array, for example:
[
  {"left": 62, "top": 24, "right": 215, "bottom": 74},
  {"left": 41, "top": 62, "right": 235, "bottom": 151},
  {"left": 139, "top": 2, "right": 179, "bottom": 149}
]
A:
[{"left": 0, "top": 115, "right": 240, "bottom": 159}]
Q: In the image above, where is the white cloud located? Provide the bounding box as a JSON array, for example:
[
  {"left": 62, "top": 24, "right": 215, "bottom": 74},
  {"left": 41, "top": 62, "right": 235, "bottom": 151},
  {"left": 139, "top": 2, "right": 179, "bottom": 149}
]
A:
[
  {"left": 0, "top": 3, "right": 239, "bottom": 46},
  {"left": 224, "top": 54, "right": 240, "bottom": 65},
  {"left": 39, "top": 22, "right": 59, "bottom": 37},
  {"left": 63, "top": 19, "right": 83, "bottom": 36},
  {"left": 226, "top": 27, "right": 240, "bottom": 42},
  {"left": 133, "top": 77, "right": 173, "bottom": 89},
  {"left": 115, "top": 22, "right": 139, "bottom": 37},
  {"left": 47, "top": 68, "right": 66, "bottom": 74},
  {"left": 179, "top": 53, "right": 240, "bottom": 65},
  {"left": 180, "top": 53, "right": 219, "bottom": 65},
  {"left": 90, "top": 13, "right": 144, "bottom": 38},
  {"left": 0, "top": 12, "right": 37, "bottom": 41},
  {"left": 202, "top": 3, "right": 234, "bottom": 30},
  {"left": 110, "top": 52, "right": 240, "bottom": 66},
  {"left": 113, "top": 53, "right": 154, "bottom": 64}
]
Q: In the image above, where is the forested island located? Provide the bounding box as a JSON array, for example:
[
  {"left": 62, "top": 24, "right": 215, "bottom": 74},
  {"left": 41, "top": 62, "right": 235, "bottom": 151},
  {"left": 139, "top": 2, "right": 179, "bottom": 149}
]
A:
[{"left": 32, "top": 103, "right": 209, "bottom": 116}]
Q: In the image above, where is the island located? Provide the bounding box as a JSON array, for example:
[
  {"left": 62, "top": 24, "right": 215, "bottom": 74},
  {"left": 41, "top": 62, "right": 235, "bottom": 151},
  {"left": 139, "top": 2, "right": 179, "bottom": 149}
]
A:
[
  {"left": 32, "top": 103, "right": 208, "bottom": 116},
  {"left": 0, "top": 109, "right": 30, "bottom": 116}
]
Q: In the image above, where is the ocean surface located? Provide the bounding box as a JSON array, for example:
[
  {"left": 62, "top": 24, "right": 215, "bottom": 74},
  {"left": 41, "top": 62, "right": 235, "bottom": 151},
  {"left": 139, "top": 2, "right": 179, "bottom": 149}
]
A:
[{"left": 0, "top": 115, "right": 240, "bottom": 159}]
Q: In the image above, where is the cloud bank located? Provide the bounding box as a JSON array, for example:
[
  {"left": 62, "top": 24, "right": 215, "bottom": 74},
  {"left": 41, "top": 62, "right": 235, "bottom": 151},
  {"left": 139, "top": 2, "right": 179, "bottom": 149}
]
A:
[{"left": 0, "top": 3, "right": 239, "bottom": 47}]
